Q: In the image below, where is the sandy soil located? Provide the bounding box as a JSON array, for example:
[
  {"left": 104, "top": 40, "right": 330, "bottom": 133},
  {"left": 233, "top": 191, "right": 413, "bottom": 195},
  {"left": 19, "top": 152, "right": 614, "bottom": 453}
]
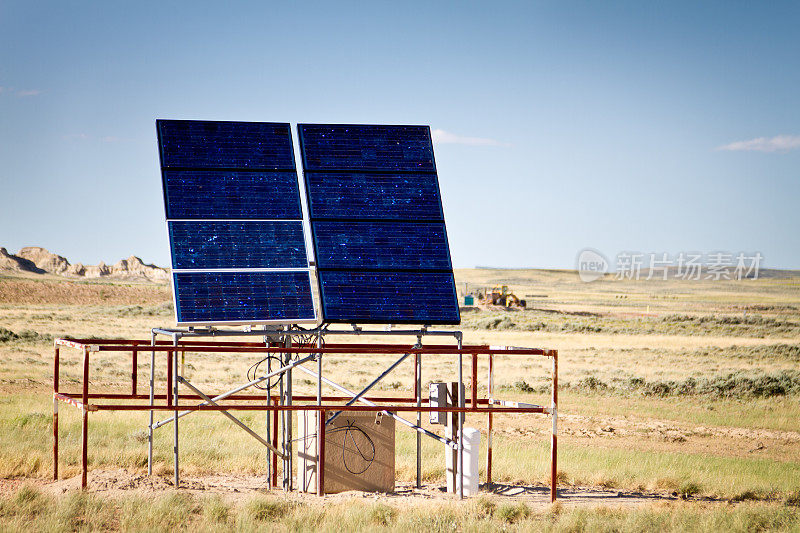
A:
[{"left": 0, "top": 469, "right": 705, "bottom": 509}]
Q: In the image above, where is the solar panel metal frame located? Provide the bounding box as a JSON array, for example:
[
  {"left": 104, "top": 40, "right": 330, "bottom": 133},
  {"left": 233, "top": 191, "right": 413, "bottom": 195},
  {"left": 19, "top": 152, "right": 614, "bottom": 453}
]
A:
[
  {"left": 157, "top": 119, "right": 318, "bottom": 327},
  {"left": 298, "top": 123, "right": 460, "bottom": 325}
]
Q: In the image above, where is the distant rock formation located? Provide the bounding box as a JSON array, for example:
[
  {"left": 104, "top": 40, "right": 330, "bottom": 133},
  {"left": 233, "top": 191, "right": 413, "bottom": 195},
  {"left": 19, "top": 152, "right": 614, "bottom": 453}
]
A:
[
  {"left": 17, "top": 246, "right": 70, "bottom": 274},
  {"left": 0, "top": 247, "right": 44, "bottom": 273},
  {"left": 0, "top": 246, "right": 168, "bottom": 282},
  {"left": 111, "top": 256, "right": 168, "bottom": 281},
  {"left": 66, "top": 263, "right": 86, "bottom": 276},
  {"left": 83, "top": 261, "right": 111, "bottom": 278}
]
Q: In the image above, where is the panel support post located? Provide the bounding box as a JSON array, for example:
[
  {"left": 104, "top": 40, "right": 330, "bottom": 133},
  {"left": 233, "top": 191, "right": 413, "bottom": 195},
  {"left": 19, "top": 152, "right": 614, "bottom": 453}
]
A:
[
  {"left": 166, "top": 345, "right": 173, "bottom": 407},
  {"left": 265, "top": 349, "right": 271, "bottom": 488},
  {"left": 283, "top": 335, "right": 292, "bottom": 491},
  {"left": 148, "top": 331, "right": 156, "bottom": 475},
  {"left": 172, "top": 335, "right": 179, "bottom": 488},
  {"left": 53, "top": 345, "right": 59, "bottom": 481},
  {"left": 278, "top": 358, "right": 285, "bottom": 490},
  {"left": 550, "top": 350, "right": 558, "bottom": 503},
  {"left": 272, "top": 397, "right": 279, "bottom": 488},
  {"left": 415, "top": 351, "right": 422, "bottom": 488},
  {"left": 316, "top": 337, "right": 323, "bottom": 495},
  {"left": 457, "top": 335, "right": 464, "bottom": 499},
  {"left": 486, "top": 353, "right": 494, "bottom": 486},
  {"left": 81, "top": 346, "right": 89, "bottom": 490}
]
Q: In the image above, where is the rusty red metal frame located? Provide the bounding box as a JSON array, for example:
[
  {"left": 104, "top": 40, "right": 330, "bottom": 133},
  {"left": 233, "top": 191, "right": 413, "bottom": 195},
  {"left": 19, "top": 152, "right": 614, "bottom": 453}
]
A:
[{"left": 52, "top": 338, "right": 558, "bottom": 501}]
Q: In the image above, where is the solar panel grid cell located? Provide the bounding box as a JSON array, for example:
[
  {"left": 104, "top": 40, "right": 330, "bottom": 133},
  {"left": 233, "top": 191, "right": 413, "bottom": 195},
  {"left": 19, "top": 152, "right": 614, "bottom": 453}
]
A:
[
  {"left": 299, "top": 124, "right": 435, "bottom": 171},
  {"left": 318, "top": 271, "right": 459, "bottom": 323},
  {"left": 173, "top": 271, "right": 315, "bottom": 323},
  {"left": 169, "top": 221, "right": 307, "bottom": 270},
  {"left": 305, "top": 173, "right": 443, "bottom": 220},
  {"left": 163, "top": 171, "right": 302, "bottom": 219},
  {"left": 313, "top": 221, "right": 451, "bottom": 270},
  {"left": 158, "top": 121, "right": 295, "bottom": 169}
]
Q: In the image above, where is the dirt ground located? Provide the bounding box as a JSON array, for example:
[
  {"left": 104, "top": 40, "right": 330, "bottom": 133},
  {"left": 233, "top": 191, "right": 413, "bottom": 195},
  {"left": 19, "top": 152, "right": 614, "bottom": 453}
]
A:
[{"left": 0, "top": 468, "right": 702, "bottom": 510}]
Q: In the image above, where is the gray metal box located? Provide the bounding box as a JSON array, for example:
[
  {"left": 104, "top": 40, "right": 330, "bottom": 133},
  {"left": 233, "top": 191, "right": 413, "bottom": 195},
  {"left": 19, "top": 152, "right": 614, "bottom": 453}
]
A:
[{"left": 429, "top": 382, "right": 448, "bottom": 425}]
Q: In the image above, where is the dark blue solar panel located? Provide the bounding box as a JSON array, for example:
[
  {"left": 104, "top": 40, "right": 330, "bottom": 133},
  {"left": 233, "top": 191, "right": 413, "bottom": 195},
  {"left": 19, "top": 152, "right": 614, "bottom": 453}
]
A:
[
  {"left": 169, "top": 221, "right": 307, "bottom": 269},
  {"left": 298, "top": 124, "right": 435, "bottom": 172},
  {"left": 173, "top": 271, "right": 314, "bottom": 324},
  {"left": 164, "top": 171, "right": 301, "bottom": 219},
  {"left": 313, "top": 221, "right": 450, "bottom": 270},
  {"left": 157, "top": 119, "right": 316, "bottom": 325},
  {"left": 318, "top": 271, "right": 459, "bottom": 324},
  {"left": 158, "top": 120, "right": 295, "bottom": 169},
  {"left": 299, "top": 123, "right": 458, "bottom": 325},
  {"left": 305, "top": 173, "right": 443, "bottom": 220}
]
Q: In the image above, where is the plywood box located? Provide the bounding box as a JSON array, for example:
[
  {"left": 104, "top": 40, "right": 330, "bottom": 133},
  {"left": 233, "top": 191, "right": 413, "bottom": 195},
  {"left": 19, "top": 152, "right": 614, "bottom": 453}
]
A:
[{"left": 297, "top": 410, "right": 395, "bottom": 493}]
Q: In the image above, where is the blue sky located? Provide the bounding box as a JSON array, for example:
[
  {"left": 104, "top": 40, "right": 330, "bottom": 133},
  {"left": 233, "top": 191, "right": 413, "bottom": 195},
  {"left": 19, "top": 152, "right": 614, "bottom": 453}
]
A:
[{"left": 1, "top": 1, "right": 798, "bottom": 269}]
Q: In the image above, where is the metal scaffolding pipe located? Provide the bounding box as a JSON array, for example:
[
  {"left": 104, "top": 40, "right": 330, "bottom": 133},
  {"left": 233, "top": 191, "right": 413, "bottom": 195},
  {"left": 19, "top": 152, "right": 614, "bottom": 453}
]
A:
[
  {"left": 295, "top": 364, "right": 457, "bottom": 450},
  {"left": 458, "top": 336, "right": 464, "bottom": 499},
  {"left": 147, "top": 331, "right": 156, "bottom": 475},
  {"left": 152, "top": 354, "right": 315, "bottom": 430},
  {"left": 178, "top": 377, "right": 285, "bottom": 458},
  {"left": 325, "top": 351, "right": 411, "bottom": 426},
  {"left": 57, "top": 334, "right": 556, "bottom": 498},
  {"left": 172, "top": 335, "right": 179, "bottom": 488}
]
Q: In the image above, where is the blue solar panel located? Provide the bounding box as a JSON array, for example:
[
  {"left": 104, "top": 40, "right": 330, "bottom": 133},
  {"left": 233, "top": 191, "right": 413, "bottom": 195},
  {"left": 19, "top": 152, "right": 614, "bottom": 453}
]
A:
[
  {"left": 169, "top": 221, "right": 307, "bottom": 270},
  {"left": 298, "top": 124, "right": 435, "bottom": 172},
  {"left": 305, "top": 173, "right": 443, "bottom": 220},
  {"left": 173, "top": 271, "right": 314, "bottom": 324},
  {"left": 318, "top": 271, "right": 459, "bottom": 324},
  {"left": 313, "top": 221, "right": 451, "bottom": 270},
  {"left": 158, "top": 119, "right": 316, "bottom": 325},
  {"left": 163, "top": 171, "right": 301, "bottom": 219},
  {"left": 299, "top": 123, "right": 459, "bottom": 325},
  {"left": 158, "top": 120, "right": 295, "bottom": 169}
]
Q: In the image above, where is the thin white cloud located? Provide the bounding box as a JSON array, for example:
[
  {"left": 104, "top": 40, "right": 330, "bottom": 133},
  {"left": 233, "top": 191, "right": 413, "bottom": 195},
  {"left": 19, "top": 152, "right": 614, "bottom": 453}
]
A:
[
  {"left": 432, "top": 128, "right": 505, "bottom": 146},
  {"left": 62, "top": 133, "right": 90, "bottom": 140},
  {"left": 717, "top": 135, "right": 800, "bottom": 153},
  {"left": 16, "top": 89, "right": 43, "bottom": 97}
]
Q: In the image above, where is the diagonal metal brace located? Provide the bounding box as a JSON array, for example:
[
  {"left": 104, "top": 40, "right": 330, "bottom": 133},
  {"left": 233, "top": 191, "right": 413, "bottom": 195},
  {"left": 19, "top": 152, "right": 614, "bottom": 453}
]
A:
[
  {"left": 326, "top": 351, "right": 412, "bottom": 426},
  {"left": 178, "top": 377, "right": 286, "bottom": 459},
  {"left": 295, "top": 364, "right": 458, "bottom": 450},
  {"left": 153, "top": 353, "right": 316, "bottom": 430}
]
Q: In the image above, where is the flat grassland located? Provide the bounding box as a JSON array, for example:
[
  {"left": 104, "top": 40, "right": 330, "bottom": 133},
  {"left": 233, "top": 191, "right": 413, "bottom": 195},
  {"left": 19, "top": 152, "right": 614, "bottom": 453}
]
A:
[{"left": 0, "top": 269, "right": 799, "bottom": 531}]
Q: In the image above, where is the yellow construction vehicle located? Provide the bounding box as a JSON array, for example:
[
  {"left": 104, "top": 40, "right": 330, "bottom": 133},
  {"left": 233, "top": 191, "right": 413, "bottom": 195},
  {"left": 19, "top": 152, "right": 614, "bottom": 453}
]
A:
[{"left": 481, "top": 285, "right": 526, "bottom": 308}]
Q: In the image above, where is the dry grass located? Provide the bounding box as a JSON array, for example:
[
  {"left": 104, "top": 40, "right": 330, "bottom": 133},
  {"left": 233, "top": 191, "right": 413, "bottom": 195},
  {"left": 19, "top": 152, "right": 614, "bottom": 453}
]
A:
[
  {"left": 0, "top": 269, "right": 799, "bottom": 529},
  {"left": 0, "top": 484, "right": 798, "bottom": 532}
]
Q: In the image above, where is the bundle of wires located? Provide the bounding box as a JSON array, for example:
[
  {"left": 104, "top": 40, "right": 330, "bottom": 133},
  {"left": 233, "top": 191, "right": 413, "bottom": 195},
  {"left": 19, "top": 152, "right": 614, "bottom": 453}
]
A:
[
  {"left": 246, "top": 354, "right": 284, "bottom": 391},
  {"left": 248, "top": 326, "right": 325, "bottom": 390}
]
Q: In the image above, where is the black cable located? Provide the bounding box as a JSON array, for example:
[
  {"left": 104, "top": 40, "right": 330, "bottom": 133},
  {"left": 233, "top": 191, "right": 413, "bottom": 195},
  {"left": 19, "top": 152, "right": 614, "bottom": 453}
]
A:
[
  {"left": 285, "top": 325, "right": 324, "bottom": 361},
  {"left": 335, "top": 420, "right": 376, "bottom": 475},
  {"left": 248, "top": 329, "right": 325, "bottom": 389},
  {"left": 293, "top": 419, "right": 376, "bottom": 475},
  {"left": 247, "top": 354, "right": 284, "bottom": 390}
]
